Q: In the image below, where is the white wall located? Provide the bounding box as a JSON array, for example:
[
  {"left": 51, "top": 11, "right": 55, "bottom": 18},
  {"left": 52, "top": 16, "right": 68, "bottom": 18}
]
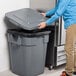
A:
[{"left": 0, "top": 0, "right": 29, "bottom": 72}]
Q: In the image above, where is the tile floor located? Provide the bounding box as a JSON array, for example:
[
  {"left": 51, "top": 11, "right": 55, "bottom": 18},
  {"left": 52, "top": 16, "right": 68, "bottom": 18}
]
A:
[{"left": 0, "top": 65, "right": 75, "bottom": 76}]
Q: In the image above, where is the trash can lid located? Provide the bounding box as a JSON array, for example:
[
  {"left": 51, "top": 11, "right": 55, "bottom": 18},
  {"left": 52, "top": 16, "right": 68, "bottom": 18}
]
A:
[{"left": 5, "top": 8, "right": 47, "bottom": 30}]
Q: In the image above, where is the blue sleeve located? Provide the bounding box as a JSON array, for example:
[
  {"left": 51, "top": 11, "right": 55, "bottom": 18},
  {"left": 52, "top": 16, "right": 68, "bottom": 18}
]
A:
[
  {"left": 46, "top": 8, "right": 56, "bottom": 16},
  {"left": 46, "top": 0, "right": 70, "bottom": 25},
  {"left": 45, "top": 1, "right": 59, "bottom": 16}
]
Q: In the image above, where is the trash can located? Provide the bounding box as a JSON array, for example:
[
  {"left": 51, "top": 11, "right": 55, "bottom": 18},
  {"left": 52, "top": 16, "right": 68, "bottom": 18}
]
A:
[
  {"left": 5, "top": 8, "right": 51, "bottom": 76},
  {"left": 7, "top": 29, "right": 50, "bottom": 76}
]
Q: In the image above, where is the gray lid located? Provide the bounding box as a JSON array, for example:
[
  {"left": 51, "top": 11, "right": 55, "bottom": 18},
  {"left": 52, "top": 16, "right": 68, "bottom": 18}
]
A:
[{"left": 5, "top": 8, "right": 47, "bottom": 30}]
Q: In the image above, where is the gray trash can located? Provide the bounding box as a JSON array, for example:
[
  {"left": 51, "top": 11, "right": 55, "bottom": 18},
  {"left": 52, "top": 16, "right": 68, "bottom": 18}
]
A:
[
  {"left": 5, "top": 8, "right": 51, "bottom": 76},
  {"left": 7, "top": 29, "right": 50, "bottom": 76}
]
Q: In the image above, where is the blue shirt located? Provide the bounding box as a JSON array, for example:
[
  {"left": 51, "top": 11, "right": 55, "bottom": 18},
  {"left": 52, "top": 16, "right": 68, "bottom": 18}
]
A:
[{"left": 46, "top": 0, "right": 76, "bottom": 29}]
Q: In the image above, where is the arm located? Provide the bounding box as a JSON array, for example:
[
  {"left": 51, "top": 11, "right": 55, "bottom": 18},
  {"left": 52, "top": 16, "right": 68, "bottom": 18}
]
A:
[
  {"left": 45, "top": 1, "right": 59, "bottom": 16},
  {"left": 46, "top": 8, "right": 56, "bottom": 16},
  {"left": 46, "top": 0, "right": 70, "bottom": 25}
]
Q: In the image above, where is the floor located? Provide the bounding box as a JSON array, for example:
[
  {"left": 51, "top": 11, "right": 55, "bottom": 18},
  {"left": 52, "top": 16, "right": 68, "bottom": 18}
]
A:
[
  {"left": 0, "top": 65, "right": 64, "bottom": 76},
  {"left": 0, "top": 66, "right": 75, "bottom": 76}
]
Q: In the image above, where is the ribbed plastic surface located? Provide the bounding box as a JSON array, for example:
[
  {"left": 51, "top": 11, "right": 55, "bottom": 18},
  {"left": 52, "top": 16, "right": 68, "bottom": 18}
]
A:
[{"left": 7, "top": 29, "right": 50, "bottom": 76}]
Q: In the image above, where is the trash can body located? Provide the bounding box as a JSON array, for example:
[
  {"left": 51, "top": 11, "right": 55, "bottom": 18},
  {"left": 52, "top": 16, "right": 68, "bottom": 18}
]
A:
[
  {"left": 5, "top": 8, "right": 50, "bottom": 76},
  {"left": 7, "top": 29, "right": 50, "bottom": 76}
]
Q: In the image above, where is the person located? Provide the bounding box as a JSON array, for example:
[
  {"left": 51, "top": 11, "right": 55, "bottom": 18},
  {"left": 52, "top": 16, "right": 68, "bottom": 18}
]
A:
[{"left": 38, "top": 0, "right": 76, "bottom": 76}]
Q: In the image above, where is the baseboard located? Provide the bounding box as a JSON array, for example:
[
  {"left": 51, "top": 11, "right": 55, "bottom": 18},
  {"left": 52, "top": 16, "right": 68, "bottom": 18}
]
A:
[{"left": 0, "top": 67, "right": 9, "bottom": 72}]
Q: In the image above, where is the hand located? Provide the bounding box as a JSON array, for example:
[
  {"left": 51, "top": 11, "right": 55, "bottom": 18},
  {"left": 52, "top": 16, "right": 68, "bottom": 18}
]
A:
[
  {"left": 38, "top": 22, "right": 47, "bottom": 29},
  {"left": 41, "top": 13, "right": 46, "bottom": 17}
]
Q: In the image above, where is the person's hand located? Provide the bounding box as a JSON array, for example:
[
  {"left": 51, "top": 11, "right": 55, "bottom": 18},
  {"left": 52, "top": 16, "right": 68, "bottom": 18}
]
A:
[
  {"left": 38, "top": 22, "right": 47, "bottom": 29},
  {"left": 41, "top": 13, "right": 46, "bottom": 17}
]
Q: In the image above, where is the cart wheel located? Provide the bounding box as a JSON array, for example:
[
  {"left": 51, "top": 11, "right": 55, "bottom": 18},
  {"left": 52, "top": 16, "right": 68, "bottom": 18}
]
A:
[{"left": 48, "top": 66, "right": 53, "bottom": 70}]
